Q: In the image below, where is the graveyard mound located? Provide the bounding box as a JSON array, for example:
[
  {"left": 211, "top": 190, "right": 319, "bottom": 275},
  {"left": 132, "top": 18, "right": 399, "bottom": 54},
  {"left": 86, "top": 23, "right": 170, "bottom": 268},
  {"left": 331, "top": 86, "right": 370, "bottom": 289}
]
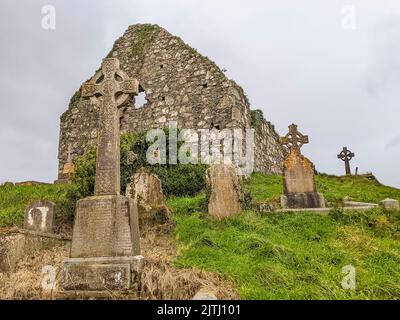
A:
[{"left": 1, "top": 173, "right": 400, "bottom": 299}]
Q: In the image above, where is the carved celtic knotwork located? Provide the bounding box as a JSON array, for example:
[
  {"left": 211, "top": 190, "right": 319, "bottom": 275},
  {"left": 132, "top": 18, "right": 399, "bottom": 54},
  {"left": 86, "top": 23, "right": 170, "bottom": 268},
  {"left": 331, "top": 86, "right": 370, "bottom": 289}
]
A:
[
  {"left": 81, "top": 58, "right": 139, "bottom": 196},
  {"left": 280, "top": 124, "right": 309, "bottom": 154}
]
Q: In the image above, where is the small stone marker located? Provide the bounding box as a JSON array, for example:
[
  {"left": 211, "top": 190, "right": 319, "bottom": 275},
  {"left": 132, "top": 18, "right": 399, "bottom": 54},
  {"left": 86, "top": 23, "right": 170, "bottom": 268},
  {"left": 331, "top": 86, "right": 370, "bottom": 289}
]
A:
[
  {"left": 381, "top": 198, "right": 399, "bottom": 211},
  {"left": 279, "top": 124, "right": 325, "bottom": 209},
  {"left": 337, "top": 147, "right": 355, "bottom": 175},
  {"left": 192, "top": 288, "right": 218, "bottom": 300},
  {"left": 206, "top": 164, "right": 244, "bottom": 219},
  {"left": 126, "top": 169, "right": 171, "bottom": 227},
  {"left": 24, "top": 200, "right": 55, "bottom": 233}
]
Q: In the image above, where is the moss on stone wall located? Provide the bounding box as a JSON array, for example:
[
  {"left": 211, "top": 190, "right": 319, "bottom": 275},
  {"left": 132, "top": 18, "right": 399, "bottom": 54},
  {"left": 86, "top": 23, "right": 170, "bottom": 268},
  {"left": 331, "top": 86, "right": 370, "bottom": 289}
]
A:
[
  {"left": 173, "top": 35, "right": 224, "bottom": 76},
  {"left": 250, "top": 109, "right": 264, "bottom": 127},
  {"left": 131, "top": 24, "right": 161, "bottom": 65}
]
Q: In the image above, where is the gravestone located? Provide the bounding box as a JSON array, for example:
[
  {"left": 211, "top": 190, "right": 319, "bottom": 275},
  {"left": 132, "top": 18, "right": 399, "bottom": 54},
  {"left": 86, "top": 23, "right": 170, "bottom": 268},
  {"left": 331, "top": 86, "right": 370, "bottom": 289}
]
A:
[
  {"left": 207, "top": 164, "right": 244, "bottom": 219},
  {"left": 125, "top": 169, "right": 171, "bottom": 227},
  {"left": 280, "top": 124, "right": 325, "bottom": 209},
  {"left": 381, "top": 198, "right": 399, "bottom": 211},
  {"left": 337, "top": 147, "right": 355, "bottom": 175},
  {"left": 61, "top": 58, "right": 143, "bottom": 292},
  {"left": 24, "top": 200, "right": 55, "bottom": 233}
]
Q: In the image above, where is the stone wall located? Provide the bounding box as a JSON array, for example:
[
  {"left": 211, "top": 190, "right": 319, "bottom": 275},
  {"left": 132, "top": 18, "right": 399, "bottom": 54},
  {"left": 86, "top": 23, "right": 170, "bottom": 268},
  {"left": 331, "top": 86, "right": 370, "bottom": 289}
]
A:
[{"left": 57, "top": 24, "right": 285, "bottom": 180}]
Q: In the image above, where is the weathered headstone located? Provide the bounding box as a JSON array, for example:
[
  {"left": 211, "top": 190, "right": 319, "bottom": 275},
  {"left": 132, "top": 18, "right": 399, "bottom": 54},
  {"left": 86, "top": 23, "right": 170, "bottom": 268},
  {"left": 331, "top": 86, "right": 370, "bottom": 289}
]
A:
[
  {"left": 24, "top": 200, "right": 55, "bottom": 233},
  {"left": 206, "top": 164, "right": 244, "bottom": 219},
  {"left": 381, "top": 198, "right": 399, "bottom": 211},
  {"left": 337, "top": 147, "right": 355, "bottom": 175},
  {"left": 280, "top": 124, "right": 325, "bottom": 209},
  {"left": 62, "top": 58, "right": 142, "bottom": 292},
  {"left": 125, "top": 169, "right": 171, "bottom": 227}
]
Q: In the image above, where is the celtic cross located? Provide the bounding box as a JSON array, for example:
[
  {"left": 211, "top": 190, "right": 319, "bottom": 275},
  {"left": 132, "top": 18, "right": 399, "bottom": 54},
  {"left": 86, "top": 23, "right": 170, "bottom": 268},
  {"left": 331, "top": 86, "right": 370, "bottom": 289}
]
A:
[
  {"left": 280, "top": 124, "right": 309, "bottom": 153},
  {"left": 82, "top": 58, "right": 139, "bottom": 196},
  {"left": 337, "top": 147, "right": 355, "bottom": 175}
]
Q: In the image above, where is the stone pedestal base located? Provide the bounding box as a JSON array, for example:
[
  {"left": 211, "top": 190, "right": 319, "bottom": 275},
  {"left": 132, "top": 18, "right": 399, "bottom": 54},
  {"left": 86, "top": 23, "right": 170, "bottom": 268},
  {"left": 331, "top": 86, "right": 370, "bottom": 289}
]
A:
[
  {"left": 61, "top": 255, "right": 144, "bottom": 291},
  {"left": 281, "top": 192, "right": 326, "bottom": 209},
  {"left": 70, "top": 195, "right": 140, "bottom": 258}
]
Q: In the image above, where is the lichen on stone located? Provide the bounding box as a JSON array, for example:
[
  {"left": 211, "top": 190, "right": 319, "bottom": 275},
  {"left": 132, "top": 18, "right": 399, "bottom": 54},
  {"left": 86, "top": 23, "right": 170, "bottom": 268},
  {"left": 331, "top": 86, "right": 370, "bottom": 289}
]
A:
[{"left": 131, "top": 24, "right": 161, "bottom": 65}]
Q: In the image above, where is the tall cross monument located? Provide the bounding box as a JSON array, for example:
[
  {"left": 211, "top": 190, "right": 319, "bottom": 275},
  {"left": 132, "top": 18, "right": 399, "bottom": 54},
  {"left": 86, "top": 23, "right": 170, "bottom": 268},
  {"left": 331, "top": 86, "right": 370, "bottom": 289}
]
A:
[{"left": 62, "top": 58, "right": 143, "bottom": 292}]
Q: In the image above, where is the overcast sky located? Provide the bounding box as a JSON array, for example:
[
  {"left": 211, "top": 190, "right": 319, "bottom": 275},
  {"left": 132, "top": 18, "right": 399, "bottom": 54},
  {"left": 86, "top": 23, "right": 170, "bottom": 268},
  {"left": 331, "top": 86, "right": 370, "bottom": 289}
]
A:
[{"left": 0, "top": 0, "right": 399, "bottom": 187}]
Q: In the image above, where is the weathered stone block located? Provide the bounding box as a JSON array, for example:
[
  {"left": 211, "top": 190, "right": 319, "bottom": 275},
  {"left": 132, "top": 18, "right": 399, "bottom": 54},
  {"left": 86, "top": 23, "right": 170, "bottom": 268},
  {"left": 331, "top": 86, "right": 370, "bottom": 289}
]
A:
[
  {"left": 0, "top": 233, "right": 25, "bottom": 273},
  {"left": 24, "top": 200, "right": 55, "bottom": 233},
  {"left": 61, "top": 256, "right": 144, "bottom": 291},
  {"left": 381, "top": 198, "right": 400, "bottom": 211},
  {"left": 0, "top": 231, "right": 70, "bottom": 273},
  {"left": 126, "top": 169, "right": 171, "bottom": 227},
  {"left": 192, "top": 288, "right": 218, "bottom": 300},
  {"left": 206, "top": 164, "right": 244, "bottom": 219},
  {"left": 70, "top": 195, "right": 140, "bottom": 258}
]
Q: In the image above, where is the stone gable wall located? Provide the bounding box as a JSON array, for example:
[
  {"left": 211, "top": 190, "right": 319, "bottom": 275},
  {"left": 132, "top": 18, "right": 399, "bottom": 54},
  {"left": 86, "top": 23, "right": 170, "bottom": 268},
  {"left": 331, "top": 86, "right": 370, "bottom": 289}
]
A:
[{"left": 57, "top": 24, "right": 285, "bottom": 181}]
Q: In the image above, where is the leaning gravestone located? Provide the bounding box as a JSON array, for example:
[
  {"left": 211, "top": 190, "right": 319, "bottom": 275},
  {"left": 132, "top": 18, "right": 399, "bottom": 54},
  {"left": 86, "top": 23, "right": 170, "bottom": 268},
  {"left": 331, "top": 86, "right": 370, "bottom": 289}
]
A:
[
  {"left": 207, "top": 164, "right": 244, "bottom": 219},
  {"left": 61, "top": 58, "right": 142, "bottom": 292},
  {"left": 24, "top": 200, "right": 55, "bottom": 233},
  {"left": 280, "top": 124, "right": 325, "bottom": 209},
  {"left": 126, "top": 169, "right": 171, "bottom": 227}
]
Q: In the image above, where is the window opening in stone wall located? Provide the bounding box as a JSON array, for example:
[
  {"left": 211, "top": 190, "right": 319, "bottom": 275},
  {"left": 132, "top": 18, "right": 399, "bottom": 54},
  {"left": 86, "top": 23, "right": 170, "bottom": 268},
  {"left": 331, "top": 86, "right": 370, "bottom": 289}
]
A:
[{"left": 133, "top": 85, "right": 147, "bottom": 108}]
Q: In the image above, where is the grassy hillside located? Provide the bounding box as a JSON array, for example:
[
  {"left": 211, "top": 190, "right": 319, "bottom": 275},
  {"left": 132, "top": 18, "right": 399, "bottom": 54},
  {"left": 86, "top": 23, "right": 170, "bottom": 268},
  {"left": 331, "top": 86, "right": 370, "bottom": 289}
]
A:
[
  {"left": 1, "top": 173, "right": 400, "bottom": 300},
  {"left": 168, "top": 173, "right": 400, "bottom": 300},
  {"left": 245, "top": 172, "right": 400, "bottom": 205},
  {"left": 0, "top": 183, "right": 75, "bottom": 228}
]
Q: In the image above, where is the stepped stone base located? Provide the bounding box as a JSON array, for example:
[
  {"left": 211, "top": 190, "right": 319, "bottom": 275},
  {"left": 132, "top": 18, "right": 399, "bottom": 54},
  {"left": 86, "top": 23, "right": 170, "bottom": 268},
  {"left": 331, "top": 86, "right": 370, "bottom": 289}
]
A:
[
  {"left": 62, "top": 256, "right": 144, "bottom": 291},
  {"left": 62, "top": 195, "right": 142, "bottom": 292},
  {"left": 281, "top": 192, "right": 326, "bottom": 209}
]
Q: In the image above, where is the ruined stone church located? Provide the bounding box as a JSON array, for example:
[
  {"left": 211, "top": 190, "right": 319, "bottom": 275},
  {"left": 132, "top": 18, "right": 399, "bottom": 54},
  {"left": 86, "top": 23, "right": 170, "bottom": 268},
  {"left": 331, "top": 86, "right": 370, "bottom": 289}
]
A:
[{"left": 57, "top": 24, "right": 285, "bottom": 182}]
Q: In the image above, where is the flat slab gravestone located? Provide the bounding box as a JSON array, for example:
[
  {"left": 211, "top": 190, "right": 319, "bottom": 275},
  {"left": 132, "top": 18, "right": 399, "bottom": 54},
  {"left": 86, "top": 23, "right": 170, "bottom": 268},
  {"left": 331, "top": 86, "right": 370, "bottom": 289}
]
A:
[
  {"left": 207, "top": 164, "right": 244, "bottom": 219},
  {"left": 24, "top": 200, "right": 55, "bottom": 233},
  {"left": 280, "top": 124, "right": 325, "bottom": 209},
  {"left": 62, "top": 58, "right": 142, "bottom": 292}
]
